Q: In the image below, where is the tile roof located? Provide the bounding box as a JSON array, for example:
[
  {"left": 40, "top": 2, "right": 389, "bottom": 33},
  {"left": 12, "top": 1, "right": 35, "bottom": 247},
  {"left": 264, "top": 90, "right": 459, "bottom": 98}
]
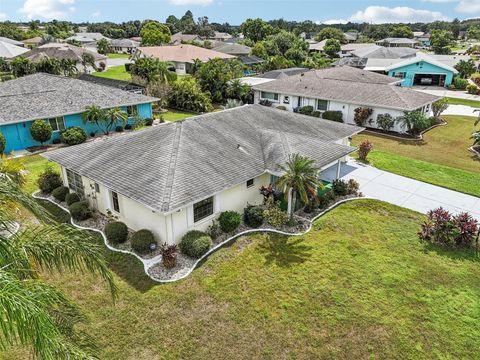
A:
[
  {"left": 137, "top": 44, "right": 235, "bottom": 63},
  {"left": 252, "top": 66, "right": 439, "bottom": 111},
  {"left": 43, "top": 105, "right": 361, "bottom": 213},
  {"left": 0, "top": 73, "right": 158, "bottom": 125}
]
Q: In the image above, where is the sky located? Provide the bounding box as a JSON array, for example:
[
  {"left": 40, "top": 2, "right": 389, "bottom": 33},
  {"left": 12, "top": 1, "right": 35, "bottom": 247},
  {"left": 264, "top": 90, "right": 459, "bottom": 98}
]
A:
[{"left": 0, "top": 0, "right": 479, "bottom": 25}]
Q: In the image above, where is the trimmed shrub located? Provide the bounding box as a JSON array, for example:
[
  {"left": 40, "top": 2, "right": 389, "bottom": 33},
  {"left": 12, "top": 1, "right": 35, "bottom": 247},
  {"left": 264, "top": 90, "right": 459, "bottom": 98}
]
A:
[
  {"left": 353, "top": 107, "right": 373, "bottom": 126},
  {"left": 467, "top": 84, "right": 478, "bottom": 95},
  {"left": 144, "top": 118, "right": 153, "bottom": 126},
  {"left": 60, "top": 127, "right": 87, "bottom": 146},
  {"left": 131, "top": 229, "right": 156, "bottom": 254},
  {"left": 65, "top": 192, "right": 81, "bottom": 206},
  {"left": 37, "top": 168, "right": 62, "bottom": 194},
  {"left": 453, "top": 76, "right": 468, "bottom": 90},
  {"left": 52, "top": 186, "right": 69, "bottom": 202},
  {"left": 105, "top": 221, "right": 128, "bottom": 244},
  {"left": 30, "top": 119, "right": 52, "bottom": 145},
  {"left": 180, "top": 230, "right": 212, "bottom": 258},
  {"left": 259, "top": 99, "right": 272, "bottom": 107},
  {"left": 243, "top": 204, "right": 264, "bottom": 228},
  {"left": 358, "top": 139, "right": 373, "bottom": 161},
  {"left": 332, "top": 179, "right": 349, "bottom": 196},
  {"left": 207, "top": 219, "right": 222, "bottom": 239},
  {"left": 322, "top": 110, "right": 343, "bottom": 122},
  {"left": 0, "top": 133, "right": 5, "bottom": 153},
  {"left": 218, "top": 211, "right": 242, "bottom": 232},
  {"left": 311, "top": 110, "right": 321, "bottom": 118},
  {"left": 263, "top": 197, "right": 289, "bottom": 227},
  {"left": 124, "top": 123, "right": 133, "bottom": 130},
  {"left": 276, "top": 105, "right": 286, "bottom": 110},
  {"left": 347, "top": 179, "right": 360, "bottom": 194},
  {"left": 69, "top": 201, "right": 91, "bottom": 221},
  {"left": 115, "top": 125, "right": 124, "bottom": 132},
  {"left": 376, "top": 113, "right": 395, "bottom": 132},
  {"left": 298, "top": 105, "right": 314, "bottom": 116}
]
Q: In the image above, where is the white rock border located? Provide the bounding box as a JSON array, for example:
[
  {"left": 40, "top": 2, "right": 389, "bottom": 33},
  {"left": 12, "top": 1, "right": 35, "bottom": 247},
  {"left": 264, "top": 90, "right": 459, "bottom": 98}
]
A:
[{"left": 33, "top": 190, "right": 367, "bottom": 283}]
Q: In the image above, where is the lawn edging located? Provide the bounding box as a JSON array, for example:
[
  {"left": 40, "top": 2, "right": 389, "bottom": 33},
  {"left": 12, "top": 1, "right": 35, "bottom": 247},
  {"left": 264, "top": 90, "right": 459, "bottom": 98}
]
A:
[{"left": 33, "top": 190, "right": 365, "bottom": 283}]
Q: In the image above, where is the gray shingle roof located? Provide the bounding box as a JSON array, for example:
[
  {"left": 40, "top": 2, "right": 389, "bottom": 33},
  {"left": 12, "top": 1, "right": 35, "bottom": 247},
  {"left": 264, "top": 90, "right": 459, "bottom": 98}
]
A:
[
  {"left": 212, "top": 43, "right": 251, "bottom": 55},
  {"left": 19, "top": 43, "right": 107, "bottom": 62},
  {"left": 43, "top": 105, "right": 361, "bottom": 213},
  {"left": 0, "top": 73, "right": 158, "bottom": 125},
  {"left": 351, "top": 45, "right": 418, "bottom": 59},
  {"left": 259, "top": 67, "right": 309, "bottom": 79},
  {"left": 253, "top": 66, "right": 439, "bottom": 111}
]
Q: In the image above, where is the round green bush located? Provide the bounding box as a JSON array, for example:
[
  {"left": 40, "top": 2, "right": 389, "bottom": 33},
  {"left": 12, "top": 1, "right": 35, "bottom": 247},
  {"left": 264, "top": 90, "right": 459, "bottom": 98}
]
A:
[
  {"left": 243, "top": 205, "right": 264, "bottom": 228},
  {"left": 124, "top": 123, "right": 133, "bottom": 130},
  {"left": 218, "top": 211, "right": 242, "bottom": 232},
  {"left": 69, "top": 201, "right": 91, "bottom": 221},
  {"left": 65, "top": 192, "right": 81, "bottom": 206},
  {"left": 0, "top": 133, "right": 5, "bottom": 153},
  {"left": 144, "top": 118, "right": 153, "bottom": 126},
  {"left": 30, "top": 119, "right": 52, "bottom": 144},
  {"left": 115, "top": 125, "right": 124, "bottom": 132},
  {"left": 180, "top": 230, "right": 212, "bottom": 258},
  {"left": 131, "top": 229, "right": 156, "bottom": 254},
  {"left": 189, "top": 235, "right": 211, "bottom": 258},
  {"left": 60, "top": 127, "right": 87, "bottom": 146},
  {"left": 37, "top": 168, "right": 62, "bottom": 194},
  {"left": 104, "top": 221, "right": 128, "bottom": 244},
  {"left": 52, "top": 186, "right": 69, "bottom": 202}
]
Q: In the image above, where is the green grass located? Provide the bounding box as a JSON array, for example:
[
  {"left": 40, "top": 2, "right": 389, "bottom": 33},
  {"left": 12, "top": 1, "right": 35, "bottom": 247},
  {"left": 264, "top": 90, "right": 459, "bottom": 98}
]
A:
[
  {"left": 92, "top": 65, "right": 131, "bottom": 81},
  {"left": 161, "top": 109, "right": 196, "bottom": 122},
  {"left": 107, "top": 53, "right": 130, "bottom": 59},
  {"left": 353, "top": 115, "right": 480, "bottom": 195},
  {"left": 17, "top": 154, "right": 60, "bottom": 194},
  {"left": 446, "top": 97, "right": 480, "bottom": 108},
  {"left": 3, "top": 199, "right": 480, "bottom": 359}
]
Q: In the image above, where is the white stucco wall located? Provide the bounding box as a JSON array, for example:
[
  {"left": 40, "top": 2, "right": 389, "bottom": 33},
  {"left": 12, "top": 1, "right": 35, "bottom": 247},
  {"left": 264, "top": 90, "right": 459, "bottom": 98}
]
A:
[{"left": 60, "top": 167, "right": 270, "bottom": 245}]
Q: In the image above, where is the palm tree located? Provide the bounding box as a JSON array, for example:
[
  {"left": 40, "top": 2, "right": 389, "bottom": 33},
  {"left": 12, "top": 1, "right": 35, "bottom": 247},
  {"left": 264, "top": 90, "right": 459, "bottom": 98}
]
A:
[
  {"left": 60, "top": 59, "right": 78, "bottom": 77},
  {"left": 104, "top": 107, "right": 128, "bottom": 134},
  {"left": 0, "top": 166, "right": 116, "bottom": 358},
  {"left": 156, "top": 61, "right": 177, "bottom": 83},
  {"left": 276, "top": 153, "right": 322, "bottom": 218},
  {"left": 81, "top": 53, "right": 96, "bottom": 72},
  {"left": 83, "top": 104, "right": 106, "bottom": 134},
  {"left": 190, "top": 58, "right": 203, "bottom": 75}
]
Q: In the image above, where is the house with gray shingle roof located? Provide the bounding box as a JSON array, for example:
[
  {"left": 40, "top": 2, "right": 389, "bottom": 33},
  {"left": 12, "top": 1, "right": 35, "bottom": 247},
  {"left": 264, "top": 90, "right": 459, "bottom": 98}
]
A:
[
  {"left": 0, "top": 73, "right": 158, "bottom": 153},
  {"left": 43, "top": 104, "right": 362, "bottom": 244},
  {"left": 252, "top": 66, "right": 440, "bottom": 133}
]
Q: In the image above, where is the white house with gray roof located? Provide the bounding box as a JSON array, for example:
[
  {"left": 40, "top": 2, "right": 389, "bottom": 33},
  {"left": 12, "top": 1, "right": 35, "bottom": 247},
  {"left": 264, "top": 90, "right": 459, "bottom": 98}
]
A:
[
  {"left": 252, "top": 66, "right": 440, "bottom": 133},
  {"left": 43, "top": 105, "right": 362, "bottom": 245}
]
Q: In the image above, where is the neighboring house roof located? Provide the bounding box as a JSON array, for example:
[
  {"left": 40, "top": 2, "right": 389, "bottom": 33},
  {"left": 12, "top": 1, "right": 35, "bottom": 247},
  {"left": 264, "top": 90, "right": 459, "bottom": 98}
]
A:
[
  {"left": 0, "top": 41, "right": 29, "bottom": 58},
  {"left": 351, "top": 45, "right": 418, "bottom": 59},
  {"left": 344, "top": 32, "right": 358, "bottom": 41},
  {"left": 22, "top": 36, "right": 43, "bottom": 45},
  {"left": 333, "top": 57, "right": 368, "bottom": 68},
  {"left": 238, "top": 77, "right": 276, "bottom": 86},
  {"left": 252, "top": 66, "right": 439, "bottom": 111},
  {"left": 238, "top": 55, "right": 264, "bottom": 66},
  {"left": 170, "top": 32, "right": 202, "bottom": 44},
  {"left": 0, "top": 37, "right": 24, "bottom": 46},
  {"left": 213, "top": 43, "right": 251, "bottom": 55},
  {"left": 413, "top": 32, "right": 426, "bottom": 38},
  {"left": 376, "top": 38, "right": 419, "bottom": 45},
  {"left": 66, "top": 32, "right": 109, "bottom": 43},
  {"left": 77, "top": 74, "right": 144, "bottom": 93},
  {"left": 130, "top": 36, "right": 142, "bottom": 42},
  {"left": 43, "top": 105, "right": 361, "bottom": 213},
  {"left": 309, "top": 40, "right": 327, "bottom": 52},
  {"left": 428, "top": 54, "right": 473, "bottom": 69},
  {"left": 210, "top": 31, "right": 232, "bottom": 40},
  {"left": 18, "top": 43, "right": 107, "bottom": 63},
  {"left": 137, "top": 44, "right": 235, "bottom": 63},
  {"left": 340, "top": 43, "right": 376, "bottom": 52},
  {"left": 109, "top": 39, "right": 140, "bottom": 48},
  {"left": 384, "top": 52, "right": 459, "bottom": 73},
  {"left": 259, "top": 67, "right": 309, "bottom": 79},
  {"left": 0, "top": 73, "right": 158, "bottom": 125}
]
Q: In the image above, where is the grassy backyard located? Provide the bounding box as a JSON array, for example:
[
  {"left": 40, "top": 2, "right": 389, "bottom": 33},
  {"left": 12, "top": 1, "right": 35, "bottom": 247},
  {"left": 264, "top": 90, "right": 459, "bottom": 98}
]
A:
[
  {"left": 162, "top": 109, "right": 196, "bottom": 122},
  {"left": 3, "top": 197, "right": 480, "bottom": 359},
  {"left": 93, "top": 65, "right": 131, "bottom": 81},
  {"left": 107, "top": 53, "right": 131, "bottom": 59},
  {"left": 353, "top": 114, "right": 480, "bottom": 196},
  {"left": 446, "top": 97, "right": 480, "bottom": 108}
]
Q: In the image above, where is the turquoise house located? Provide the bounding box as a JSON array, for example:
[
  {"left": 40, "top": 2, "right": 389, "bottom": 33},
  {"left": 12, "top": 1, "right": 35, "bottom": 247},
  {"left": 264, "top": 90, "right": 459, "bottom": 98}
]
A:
[
  {"left": 0, "top": 73, "right": 158, "bottom": 154},
  {"left": 386, "top": 55, "right": 457, "bottom": 88}
]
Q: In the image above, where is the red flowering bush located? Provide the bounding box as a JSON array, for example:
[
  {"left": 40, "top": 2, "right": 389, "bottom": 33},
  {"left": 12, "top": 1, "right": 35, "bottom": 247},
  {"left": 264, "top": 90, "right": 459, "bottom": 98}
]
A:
[
  {"left": 419, "top": 207, "right": 478, "bottom": 247},
  {"left": 358, "top": 139, "right": 373, "bottom": 161}
]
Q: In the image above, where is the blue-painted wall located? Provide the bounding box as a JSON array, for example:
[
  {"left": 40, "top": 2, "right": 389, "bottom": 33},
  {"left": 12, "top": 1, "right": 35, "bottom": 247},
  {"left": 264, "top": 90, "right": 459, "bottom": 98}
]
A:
[
  {"left": 388, "top": 60, "right": 454, "bottom": 88},
  {"left": 0, "top": 102, "right": 154, "bottom": 154}
]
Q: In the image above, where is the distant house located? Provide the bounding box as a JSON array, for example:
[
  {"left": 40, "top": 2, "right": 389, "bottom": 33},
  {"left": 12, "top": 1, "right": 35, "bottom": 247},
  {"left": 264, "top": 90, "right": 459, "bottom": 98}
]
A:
[
  {"left": 309, "top": 40, "right": 327, "bottom": 53},
  {"left": 43, "top": 105, "right": 361, "bottom": 244},
  {"left": 0, "top": 41, "right": 29, "bottom": 58},
  {"left": 66, "top": 32, "right": 110, "bottom": 45},
  {"left": 22, "top": 36, "right": 43, "bottom": 49},
  {"left": 344, "top": 32, "right": 358, "bottom": 43},
  {"left": 0, "top": 37, "right": 25, "bottom": 47},
  {"left": 170, "top": 32, "right": 202, "bottom": 45},
  {"left": 375, "top": 38, "right": 419, "bottom": 48},
  {"left": 213, "top": 43, "right": 250, "bottom": 56},
  {"left": 18, "top": 43, "right": 107, "bottom": 73},
  {"left": 0, "top": 73, "right": 157, "bottom": 153},
  {"left": 413, "top": 32, "right": 431, "bottom": 47},
  {"left": 135, "top": 44, "right": 235, "bottom": 75},
  {"left": 208, "top": 31, "right": 233, "bottom": 42},
  {"left": 339, "top": 43, "right": 376, "bottom": 57},
  {"left": 109, "top": 39, "right": 139, "bottom": 54},
  {"left": 252, "top": 66, "right": 439, "bottom": 134}
]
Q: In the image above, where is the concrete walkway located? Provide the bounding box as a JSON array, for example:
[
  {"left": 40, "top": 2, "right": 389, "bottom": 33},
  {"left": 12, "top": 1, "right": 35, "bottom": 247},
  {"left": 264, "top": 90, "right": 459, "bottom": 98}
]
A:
[
  {"left": 442, "top": 104, "right": 478, "bottom": 117},
  {"left": 321, "top": 160, "right": 480, "bottom": 220},
  {"left": 414, "top": 87, "right": 480, "bottom": 101}
]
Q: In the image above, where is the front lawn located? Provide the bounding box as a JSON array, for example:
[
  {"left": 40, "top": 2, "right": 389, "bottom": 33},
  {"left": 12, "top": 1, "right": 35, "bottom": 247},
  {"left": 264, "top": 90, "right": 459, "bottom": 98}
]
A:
[
  {"left": 107, "top": 53, "right": 130, "bottom": 59},
  {"left": 446, "top": 97, "right": 480, "bottom": 108},
  {"left": 17, "top": 154, "right": 59, "bottom": 194},
  {"left": 93, "top": 65, "right": 131, "bottom": 81},
  {"left": 162, "top": 109, "right": 196, "bottom": 122},
  {"left": 3, "top": 199, "right": 480, "bottom": 359}
]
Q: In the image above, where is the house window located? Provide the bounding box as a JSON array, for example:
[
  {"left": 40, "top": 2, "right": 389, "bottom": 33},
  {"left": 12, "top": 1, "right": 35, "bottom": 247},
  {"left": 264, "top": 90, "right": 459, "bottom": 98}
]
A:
[
  {"left": 66, "top": 169, "right": 84, "bottom": 196},
  {"left": 94, "top": 183, "right": 100, "bottom": 193},
  {"left": 283, "top": 96, "right": 290, "bottom": 104},
  {"left": 394, "top": 72, "right": 405, "bottom": 79},
  {"left": 316, "top": 99, "right": 328, "bottom": 111},
  {"left": 111, "top": 191, "right": 120, "bottom": 213},
  {"left": 193, "top": 196, "right": 214, "bottom": 223},
  {"left": 48, "top": 117, "right": 66, "bottom": 132},
  {"left": 246, "top": 178, "right": 254, "bottom": 188},
  {"left": 127, "top": 105, "right": 138, "bottom": 117},
  {"left": 261, "top": 92, "right": 279, "bottom": 102}
]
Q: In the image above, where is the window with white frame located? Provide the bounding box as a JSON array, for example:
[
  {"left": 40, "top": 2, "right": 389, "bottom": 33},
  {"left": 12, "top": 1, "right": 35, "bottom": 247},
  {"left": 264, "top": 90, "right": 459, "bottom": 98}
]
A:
[
  {"left": 246, "top": 178, "right": 254, "bottom": 188},
  {"left": 66, "top": 169, "right": 84, "bottom": 196},
  {"left": 48, "top": 117, "right": 66, "bottom": 132},
  {"left": 127, "top": 105, "right": 138, "bottom": 117},
  {"left": 193, "top": 196, "right": 214, "bottom": 222},
  {"left": 316, "top": 99, "right": 328, "bottom": 111},
  {"left": 261, "top": 91, "right": 279, "bottom": 102},
  {"left": 111, "top": 191, "right": 120, "bottom": 213}
]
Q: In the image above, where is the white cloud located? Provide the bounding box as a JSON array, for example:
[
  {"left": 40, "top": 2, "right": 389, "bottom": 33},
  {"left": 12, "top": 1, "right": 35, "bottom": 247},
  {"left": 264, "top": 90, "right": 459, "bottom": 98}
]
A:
[
  {"left": 169, "top": 0, "right": 213, "bottom": 5},
  {"left": 422, "top": 0, "right": 456, "bottom": 3},
  {"left": 91, "top": 10, "right": 101, "bottom": 18},
  {"left": 321, "top": 19, "right": 348, "bottom": 25},
  {"left": 347, "top": 6, "right": 449, "bottom": 23},
  {"left": 0, "top": 13, "right": 6, "bottom": 20},
  {"left": 456, "top": 0, "right": 480, "bottom": 13},
  {"left": 19, "top": 0, "right": 75, "bottom": 20}
]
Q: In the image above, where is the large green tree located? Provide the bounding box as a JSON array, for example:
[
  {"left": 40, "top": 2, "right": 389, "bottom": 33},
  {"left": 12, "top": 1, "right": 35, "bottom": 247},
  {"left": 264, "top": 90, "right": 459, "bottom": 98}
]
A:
[
  {"left": 131, "top": 57, "right": 177, "bottom": 83},
  {"left": 389, "top": 25, "right": 414, "bottom": 38},
  {"left": 0, "top": 163, "right": 116, "bottom": 359},
  {"left": 430, "top": 29, "right": 454, "bottom": 54},
  {"left": 324, "top": 39, "right": 341, "bottom": 58},
  {"left": 315, "top": 27, "right": 346, "bottom": 43},
  {"left": 455, "top": 59, "right": 476, "bottom": 79},
  {"left": 140, "top": 21, "right": 171, "bottom": 46},
  {"left": 240, "top": 18, "right": 275, "bottom": 43}
]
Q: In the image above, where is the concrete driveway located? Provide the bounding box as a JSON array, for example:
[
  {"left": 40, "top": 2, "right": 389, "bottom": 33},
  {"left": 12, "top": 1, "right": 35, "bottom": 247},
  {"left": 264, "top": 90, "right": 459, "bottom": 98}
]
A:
[
  {"left": 321, "top": 160, "right": 480, "bottom": 220},
  {"left": 107, "top": 58, "right": 132, "bottom": 68}
]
